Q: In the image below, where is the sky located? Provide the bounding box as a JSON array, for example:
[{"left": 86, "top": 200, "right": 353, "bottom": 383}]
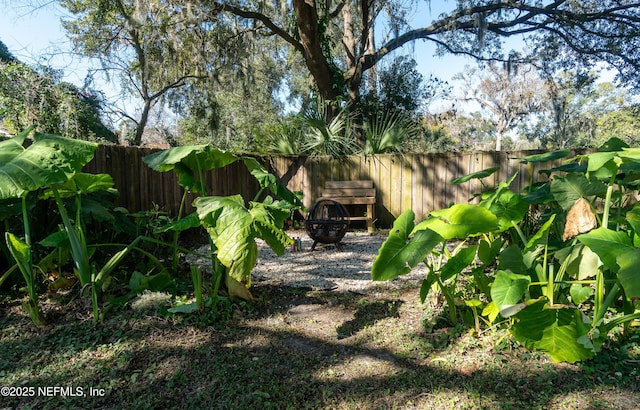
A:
[
  {"left": 0, "top": 1, "right": 126, "bottom": 102},
  {"left": 1, "top": 2, "right": 88, "bottom": 82},
  {"left": 0, "top": 1, "right": 486, "bottom": 102}
]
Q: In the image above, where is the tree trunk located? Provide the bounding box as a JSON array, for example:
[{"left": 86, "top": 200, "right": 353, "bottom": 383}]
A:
[
  {"left": 495, "top": 130, "right": 503, "bottom": 151},
  {"left": 366, "top": 14, "right": 377, "bottom": 94},
  {"left": 342, "top": 5, "right": 360, "bottom": 104},
  {"left": 133, "top": 100, "right": 152, "bottom": 146},
  {"left": 292, "top": 0, "right": 340, "bottom": 105}
]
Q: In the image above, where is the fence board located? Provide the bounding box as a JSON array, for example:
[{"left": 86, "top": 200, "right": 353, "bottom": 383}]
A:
[{"left": 83, "top": 146, "right": 582, "bottom": 228}]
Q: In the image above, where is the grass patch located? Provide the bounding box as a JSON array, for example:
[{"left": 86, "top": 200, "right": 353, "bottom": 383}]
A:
[{"left": 1, "top": 285, "right": 639, "bottom": 409}]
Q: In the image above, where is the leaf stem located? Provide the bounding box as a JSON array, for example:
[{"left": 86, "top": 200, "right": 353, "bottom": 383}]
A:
[{"left": 602, "top": 175, "right": 615, "bottom": 229}]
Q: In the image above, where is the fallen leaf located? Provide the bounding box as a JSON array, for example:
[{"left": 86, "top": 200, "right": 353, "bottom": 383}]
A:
[{"left": 563, "top": 198, "right": 597, "bottom": 241}]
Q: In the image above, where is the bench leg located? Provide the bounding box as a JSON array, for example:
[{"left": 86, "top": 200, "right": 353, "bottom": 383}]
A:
[{"left": 367, "top": 204, "right": 375, "bottom": 233}]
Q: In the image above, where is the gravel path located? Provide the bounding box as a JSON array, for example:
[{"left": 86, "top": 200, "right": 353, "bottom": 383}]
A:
[{"left": 187, "top": 230, "right": 428, "bottom": 293}]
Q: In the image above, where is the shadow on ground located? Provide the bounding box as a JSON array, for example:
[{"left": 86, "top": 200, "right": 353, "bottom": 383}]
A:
[{"left": 1, "top": 284, "right": 638, "bottom": 409}]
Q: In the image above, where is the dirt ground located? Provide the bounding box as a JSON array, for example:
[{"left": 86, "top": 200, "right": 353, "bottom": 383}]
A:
[{"left": 1, "top": 230, "right": 639, "bottom": 409}]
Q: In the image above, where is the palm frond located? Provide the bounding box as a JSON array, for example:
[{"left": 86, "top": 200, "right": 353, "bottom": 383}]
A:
[{"left": 364, "top": 110, "right": 420, "bottom": 154}]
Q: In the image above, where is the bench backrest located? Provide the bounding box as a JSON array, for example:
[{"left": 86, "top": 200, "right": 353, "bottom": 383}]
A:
[{"left": 321, "top": 180, "right": 375, "bottom": 204}]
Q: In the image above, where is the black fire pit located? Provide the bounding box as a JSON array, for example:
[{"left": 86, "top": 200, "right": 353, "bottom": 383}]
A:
[{"left": 304, "top": 199, "right": 350, "bottom": 251}]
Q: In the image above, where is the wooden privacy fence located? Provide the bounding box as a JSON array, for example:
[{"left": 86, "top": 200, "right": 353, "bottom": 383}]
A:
[
  {"left": 83, "top": 145, "right": 262, "bottom": 218},
  {"left": 267, "top": 152, "right": 557, "bottom": 227},
  {"left": 84, "top": 145, "right": 577, "bottom": 228}
]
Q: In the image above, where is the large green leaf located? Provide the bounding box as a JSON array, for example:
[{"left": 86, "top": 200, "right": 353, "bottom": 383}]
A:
[
  {"left": 249, "top": 202, "right": 292, "bottom": 256},
  {"left": 41, "top": 173, "right": 115, "bottom": 199},
  {"left": 372, "top": 210, "right": 443, "bottom": 281},
  {"left": 450, "top": 166, "right": 499, "bottom": 185},
  {"left": 517, "top": 149, "right": 570, "bottom": 164},
  {"left": 491, "top": 270, "right": 530, "bottom": 312},
  {"left": 413, "top": 204, "right": 499, "bottom": 240},
  {"left": 194, "top": 195, "right": 257, "bottom": 282},
  {"left": 550, "top": 173, "right": 607, "bottom": 210},
  {"left": 143, "top": 145, "right": 238, "bottom": 172},
  {"left": 0, "top": 127, "right": 29, "bottom": 165},
  {"left": 539, "top": 162, "right": 586, "bottom": 176},
  {"left": 617, "top": 249, "right": 640, "bottom": 298},
  {"left": 599, "top": 137, "right": 629, "bottom": 152},
  {"left": 555, "top": 244, "right": 600, "bottom": 280},
  {"left": 487, "top": 189, "right": 529, "bottom": 232},
  {"left": 67, "top": 172, "right": 115, "bottom": 195},
  {"left": 439, "top": 246, "right": 477, "bottom": 282},
  {"left": 511, "top": 300, "right": 594, "bottom": 363},
  {"left": 584, "top": 152, "right": 618, "bottom": 174},
  {"left": 143, "top": 144, "right": 204, "bottom": 171},
  {"left": 0, "top": 131, "right": 98, "bottom": 199},
  {"left": 143, "top": 145, "right": 239, "bottom": 192},
  {"left": 577, "top": 228, "right": 634, "bottom": 273},
  {"left": 257, "top": 196, "right": 294, "bottom": 227}
]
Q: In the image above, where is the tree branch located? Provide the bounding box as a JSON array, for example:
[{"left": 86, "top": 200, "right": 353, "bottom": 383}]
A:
[{"left": 209, "top": 2, "right": 305, "bottom": 54}]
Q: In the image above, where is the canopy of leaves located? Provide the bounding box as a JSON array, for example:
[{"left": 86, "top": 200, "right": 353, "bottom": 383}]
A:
[
  {"left": 0, "top": 51, "right": 115, "bottom": 142},
  {"left": 0, "top": 40, "right": 16, "bottom": 63},
  {"left": 58, "top": 1, "right": 640, "bottom": 149}
]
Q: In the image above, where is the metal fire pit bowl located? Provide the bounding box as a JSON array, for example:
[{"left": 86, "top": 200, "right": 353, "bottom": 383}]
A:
[{"left": 304, "top": 199, "right": 350, "bottom": 251}]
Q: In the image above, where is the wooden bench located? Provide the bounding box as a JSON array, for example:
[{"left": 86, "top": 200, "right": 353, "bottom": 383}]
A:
[{"left": 319, "top": 180, "right": 376, "bottom": 232}]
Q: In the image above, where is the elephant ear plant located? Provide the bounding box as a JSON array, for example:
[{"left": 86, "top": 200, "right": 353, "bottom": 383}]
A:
[
  {"left": 1, "top": 128, "right": 173, "bottom": 325},
  {"left": 143, "top": 145, "right": 303, "bottom": 311},
  {"left": 0, "top": 127, "right": 98, "bottom": 325},
  {"left": 373, "top": 138, "right": 640, "bottom": 363}
]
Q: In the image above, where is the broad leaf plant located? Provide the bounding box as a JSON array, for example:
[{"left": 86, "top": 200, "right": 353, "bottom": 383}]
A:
[
  {"left": 1, "top": 133, "right": 301, "bottom": 325},
  {"left": 373, "top": 138, "right": 640, "bottom": 363},
  {"left": 1, "top": 129, "right": 175, "bottom": 325},
  {"left": 143, "top": 145, "right": 303, "bottom": 307},
  {"left": 0, "top": 128, "right": 99, "bottom": 324}
]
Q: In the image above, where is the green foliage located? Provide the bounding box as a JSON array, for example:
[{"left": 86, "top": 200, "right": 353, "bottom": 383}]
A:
[
  {"left": 255, "top": 118, "right": 305, "bottom": 155},
  {"left": 373, "top": 137, "right": 640, "bottom": 363},
  {"left": 0, "top": 40, "right": 15, "bottom": 63},
  {"left": 363, "top": 110, "right": 421, "bottom": 154},
  {"left": 361, "top": 56, "right": 442, "bottom": 118},
  {"left": 517, "top": 71, "right": 640, "bottom": 149},
  {"left": 260, "top": 101, "right": 424, "bottom": 156},
  {"left": 258, "top": 100, "right": 360, "bottom": 156},
  {"left": 0, "top": 58, "right": 116, "bottom": 142},
  {"left": 62, "top": 0, "right": 289, "bottom": 146},
  {"left": 371, "top": 211, "right": 443, "bottom": 281},
  {"left": 0, "top": 131, "right": 97, "bottom": 197},
  {"left": 55, "top": 0, "right": 640, "bottom": 151},
  {"left": 0, "top": 128, "right": 301, "bottom": 328},
  {"left": 455, "top": 62, "right": 544, "bottom": 150},
  {"left": 299, "top": 102, "right": 359, "bottom": 156},
  {"left": 0, "top": 129, "right": 174, "bottom": 325},
  {"left": 143, "top": 144, "right": 303, "bottom": 307},
  {"left": 0, "top": 128, "right": 98, "bottom": 324}
]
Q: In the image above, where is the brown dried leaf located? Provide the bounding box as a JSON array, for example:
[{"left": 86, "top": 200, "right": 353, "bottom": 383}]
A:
[
  {"left": 226, "top": 275, "right": 257, "bottom": 302},
  {"left": 563, "top": 198, "right": 597, "bottom": 241}
]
